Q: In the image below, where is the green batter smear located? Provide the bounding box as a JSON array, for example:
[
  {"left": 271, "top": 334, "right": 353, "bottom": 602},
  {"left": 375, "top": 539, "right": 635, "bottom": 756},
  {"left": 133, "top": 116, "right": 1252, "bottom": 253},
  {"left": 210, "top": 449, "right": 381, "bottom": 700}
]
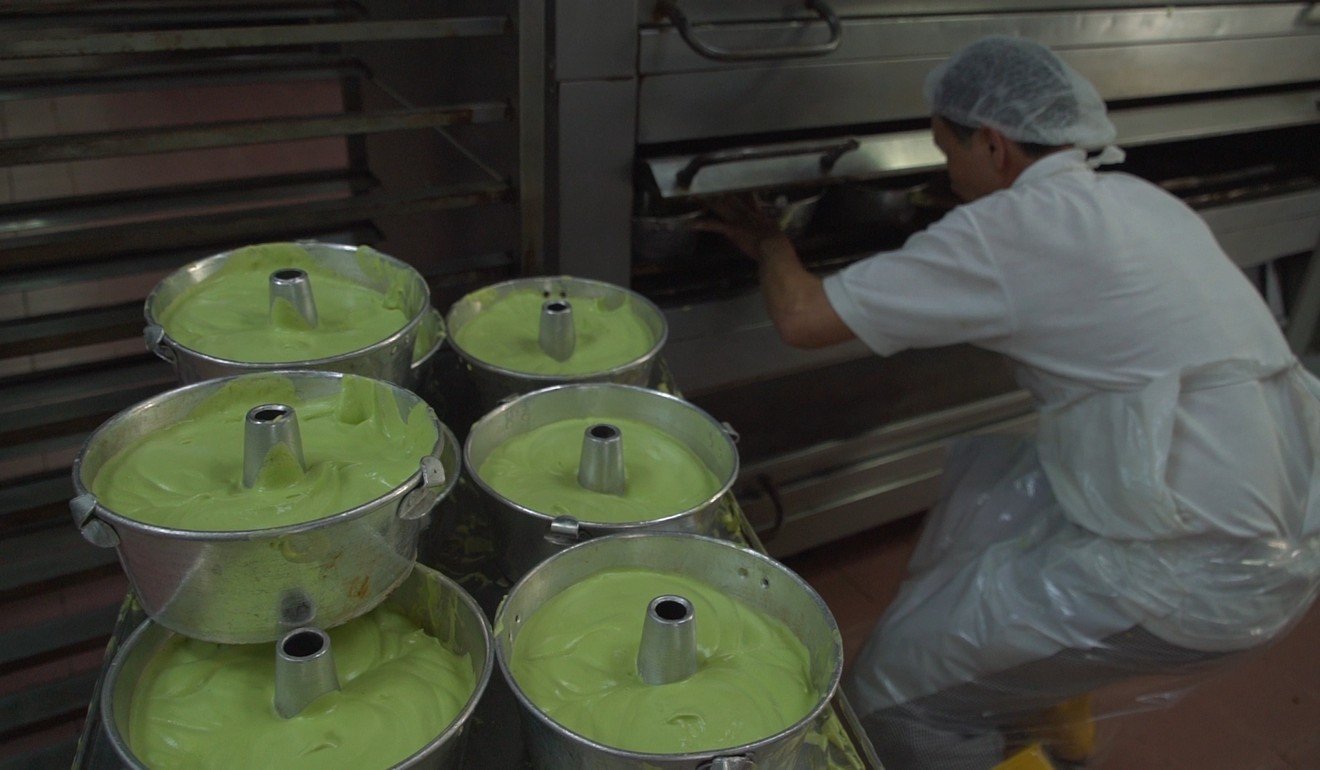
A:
[
  {"left": 510, "top": 568, "right": 818, "bottom": 754},
  {"left": 477, "top": 416, "right": 720, "bottom": 523},
  {"left": 91, "top": 375, "right": 438, "bottom": 532},
  {"left": 129, "top": 604, "right": 475, "bottom": 770},
  {"left": 158, "top": 242, "right": 415, "bottom": 363},
  {"left": 453, "top": 288, "right": 655, "bottom": 375}
]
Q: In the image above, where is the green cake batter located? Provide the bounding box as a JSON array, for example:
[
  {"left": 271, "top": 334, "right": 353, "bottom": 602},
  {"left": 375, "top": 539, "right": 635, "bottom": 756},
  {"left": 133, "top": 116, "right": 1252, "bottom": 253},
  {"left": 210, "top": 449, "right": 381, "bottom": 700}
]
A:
[
  {"left": 453, "top": 288, "right": 654, "bottom": 375},
  {"left": 128, "top": 604, "right": 475, "bottom": 770},
  {"left": 509, "top": 568, "right": 819, "bottom": 754},
  {"left": 477, "top": 416, "right": 720, "bottom": 523},
  {"left": 158, "top": 242, "right": 416, "bottom": 363},
  {"left": 91, "top": 374, "right": 438, "bottom": 532}
]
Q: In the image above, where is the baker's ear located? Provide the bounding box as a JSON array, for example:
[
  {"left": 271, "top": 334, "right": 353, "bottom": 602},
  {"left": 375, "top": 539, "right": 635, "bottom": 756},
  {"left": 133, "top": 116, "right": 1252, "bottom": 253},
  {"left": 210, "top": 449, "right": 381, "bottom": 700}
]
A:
[{"left": 981, "top": 127, "right": 1012, "bottom": 171}]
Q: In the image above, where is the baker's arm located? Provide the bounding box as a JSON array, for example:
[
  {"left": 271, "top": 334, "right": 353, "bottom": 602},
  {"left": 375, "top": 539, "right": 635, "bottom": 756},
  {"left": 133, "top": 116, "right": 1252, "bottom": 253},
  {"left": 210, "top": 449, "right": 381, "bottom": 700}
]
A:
[
  {"left": 755, "top": 234, "right": 855, "bottom": 349},
  {"left": 693, "top": 197, "right": 855, "bottom": 350},
  {"left": 698, "top": 192, "right": 1011, "bottom": 355}
]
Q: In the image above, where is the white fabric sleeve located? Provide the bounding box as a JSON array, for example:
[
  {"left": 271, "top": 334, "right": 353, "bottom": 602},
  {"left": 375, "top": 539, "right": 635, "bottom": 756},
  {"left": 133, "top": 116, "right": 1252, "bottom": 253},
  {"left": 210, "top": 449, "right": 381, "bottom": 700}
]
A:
[{"left": 821, "top": 206, "right": 1016, "bottom": 356}]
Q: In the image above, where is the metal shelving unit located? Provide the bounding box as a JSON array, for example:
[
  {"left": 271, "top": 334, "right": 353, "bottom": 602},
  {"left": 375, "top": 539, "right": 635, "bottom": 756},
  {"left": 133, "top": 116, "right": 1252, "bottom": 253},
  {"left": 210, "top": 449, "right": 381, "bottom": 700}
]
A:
[{"left": 0, "top": 3, "right": 517, "bottom": 766}]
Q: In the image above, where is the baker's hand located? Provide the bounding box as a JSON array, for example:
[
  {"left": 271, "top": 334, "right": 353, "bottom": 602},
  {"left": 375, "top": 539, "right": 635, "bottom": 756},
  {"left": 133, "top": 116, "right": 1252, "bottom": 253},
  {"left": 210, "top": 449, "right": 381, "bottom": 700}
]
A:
[{"left": 690, "top": 194, "right": 789, "bottom": 262}]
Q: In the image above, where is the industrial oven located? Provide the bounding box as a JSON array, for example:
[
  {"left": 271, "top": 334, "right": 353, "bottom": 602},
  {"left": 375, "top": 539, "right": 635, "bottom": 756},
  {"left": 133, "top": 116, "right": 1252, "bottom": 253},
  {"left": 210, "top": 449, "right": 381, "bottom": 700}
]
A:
[{"left": 520, "top": 0, "right": 1320, "bottom": 556}]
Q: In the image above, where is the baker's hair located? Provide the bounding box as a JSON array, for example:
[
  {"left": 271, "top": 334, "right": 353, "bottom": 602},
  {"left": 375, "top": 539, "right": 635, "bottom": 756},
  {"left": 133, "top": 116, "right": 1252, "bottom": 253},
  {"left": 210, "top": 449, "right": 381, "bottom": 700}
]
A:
[{"left": 940, "top": 116, "right": 1065, "bottom": 159}]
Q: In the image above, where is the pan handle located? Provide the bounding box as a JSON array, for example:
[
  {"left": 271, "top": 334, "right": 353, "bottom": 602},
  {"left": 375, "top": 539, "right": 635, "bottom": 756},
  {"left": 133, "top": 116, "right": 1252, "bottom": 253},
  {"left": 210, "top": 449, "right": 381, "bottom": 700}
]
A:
[
  {"left": 676, "top": 137, "right": 859, "bottom": 189},
  {"left": 143, "top": 324, "right": 176, "bottom": 363},
  {"left": 657, "top": 0, "right": 842, "bottom": 63}
]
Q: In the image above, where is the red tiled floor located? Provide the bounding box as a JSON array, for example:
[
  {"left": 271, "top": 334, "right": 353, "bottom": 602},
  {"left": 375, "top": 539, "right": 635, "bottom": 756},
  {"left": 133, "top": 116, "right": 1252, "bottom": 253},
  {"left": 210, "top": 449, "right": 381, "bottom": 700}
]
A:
[
  {"left": 1278, "top": 730, "right": 1320, "bottom": 768},
  {"left": 832, "top": 515, "right": 922, "bottom": 609},
  {"left": 783, "top": 515, "right": 1320, "bottom": 769},
  {"left": 786, "top": 516, "right": 923, "bottom": 664},
  {"left": 1090, "top": 605, "right": 1320, "bottom": 770},
  {"left": 798, "top": 562, "right": 884, "bottom": 663}
]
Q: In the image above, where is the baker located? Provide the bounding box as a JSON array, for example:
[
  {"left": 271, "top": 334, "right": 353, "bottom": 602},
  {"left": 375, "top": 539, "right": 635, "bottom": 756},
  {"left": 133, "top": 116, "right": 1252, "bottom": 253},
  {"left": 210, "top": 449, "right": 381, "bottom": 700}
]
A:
[{"left": 698, "top": 35, "right": 1320, "bottom": 770}]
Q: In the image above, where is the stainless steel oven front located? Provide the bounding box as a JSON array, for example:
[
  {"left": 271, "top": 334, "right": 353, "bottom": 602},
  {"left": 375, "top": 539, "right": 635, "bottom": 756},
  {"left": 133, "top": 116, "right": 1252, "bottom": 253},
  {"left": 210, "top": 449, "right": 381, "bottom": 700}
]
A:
[{"left": 518, "top": 0, "right": 1320, "bottom": 555}]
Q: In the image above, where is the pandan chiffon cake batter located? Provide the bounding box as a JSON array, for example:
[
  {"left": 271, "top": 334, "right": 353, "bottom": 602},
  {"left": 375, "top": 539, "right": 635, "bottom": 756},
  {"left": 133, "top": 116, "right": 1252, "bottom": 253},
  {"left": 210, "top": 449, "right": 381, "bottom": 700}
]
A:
[
  {"left": 158, "top": 242, "right": 416, "bottom": 363},
  {"left": 454, "top": 288, "right": 654, "bottom": 374},
  {"left": 128, "top": 604, "right": 474, "bottom": 770},
  {"left": 478, "top": 416, "right": 721, "bottom": 523},
  {"left": 91, "top": 375, "right": 438, "bottom": 531},
  {"left": 510, "top": 568, "right": 819, "bottom": 754}
]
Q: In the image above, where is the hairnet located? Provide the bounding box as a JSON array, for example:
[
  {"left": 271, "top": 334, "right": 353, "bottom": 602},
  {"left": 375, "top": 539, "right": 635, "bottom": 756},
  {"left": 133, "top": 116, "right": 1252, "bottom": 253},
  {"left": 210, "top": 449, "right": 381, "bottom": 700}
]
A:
[{"left": 924, "top": 36, "right": 1117, "bottom": 150}]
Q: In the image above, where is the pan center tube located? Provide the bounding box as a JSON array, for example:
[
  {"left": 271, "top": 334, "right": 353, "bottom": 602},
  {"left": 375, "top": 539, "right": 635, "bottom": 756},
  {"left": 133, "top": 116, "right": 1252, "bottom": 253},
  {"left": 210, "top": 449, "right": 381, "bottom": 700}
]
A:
[
  {"left": 242, "top": 403, "right": 307, "bottom": 488},
  {"left": 577, "top": 423, "right": 626, "bottom": 495},
  {"left": 637, "top": 595, "right": 698, "bottom": 686},
  {"left": 269, "top": 268, "right": 319, "bottom": 328},
  {"left": 538, "top": 299, "right": 576, "bottom": 361},
  {"left": 273, "top": 627, "right": 340, "bottom": 719}
]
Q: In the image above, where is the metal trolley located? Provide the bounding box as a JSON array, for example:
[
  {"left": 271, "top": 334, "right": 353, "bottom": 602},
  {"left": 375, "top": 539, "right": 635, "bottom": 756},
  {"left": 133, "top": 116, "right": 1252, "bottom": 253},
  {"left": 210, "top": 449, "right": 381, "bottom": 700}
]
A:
[{"left": 71, "top": 361, "right": 885, "bottom": 769}]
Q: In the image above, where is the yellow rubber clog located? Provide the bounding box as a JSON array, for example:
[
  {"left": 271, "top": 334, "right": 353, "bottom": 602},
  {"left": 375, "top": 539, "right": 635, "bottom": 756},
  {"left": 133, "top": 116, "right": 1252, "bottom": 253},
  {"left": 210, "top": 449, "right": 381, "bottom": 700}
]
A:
[
  {"left": 994, "top": 742, "right": 1056, "bottom": 770},
  {"left": 1037, "top": 694, "right": 1096, "bottom": 763}
]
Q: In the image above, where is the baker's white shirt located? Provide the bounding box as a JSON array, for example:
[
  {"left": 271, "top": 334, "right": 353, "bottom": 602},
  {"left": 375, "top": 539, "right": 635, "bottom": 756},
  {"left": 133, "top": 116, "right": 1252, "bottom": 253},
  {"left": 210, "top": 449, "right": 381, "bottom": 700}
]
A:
[
  {"left": 824, "top": 150, "right": 1290, "bottom": 383},
  {"left": 824, "top": 149, "right": 1320, "bottom": 650}
]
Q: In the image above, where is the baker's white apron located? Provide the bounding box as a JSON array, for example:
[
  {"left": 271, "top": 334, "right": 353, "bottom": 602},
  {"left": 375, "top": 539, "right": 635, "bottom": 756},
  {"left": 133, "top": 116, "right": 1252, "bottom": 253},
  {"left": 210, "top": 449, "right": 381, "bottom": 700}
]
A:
[{"left": 846, "top": 359, "right": 1320, "bottom": 715}]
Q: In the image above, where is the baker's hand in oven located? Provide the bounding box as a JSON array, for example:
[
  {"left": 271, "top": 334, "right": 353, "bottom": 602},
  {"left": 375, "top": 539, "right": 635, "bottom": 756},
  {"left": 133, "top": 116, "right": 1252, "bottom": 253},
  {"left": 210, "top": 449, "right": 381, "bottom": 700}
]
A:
[
  {"left": 691, "top": 193, "right": 793, "bottom": 263},
  {"left": 690, "top": 194, "right": 853, "bottom": 349}
]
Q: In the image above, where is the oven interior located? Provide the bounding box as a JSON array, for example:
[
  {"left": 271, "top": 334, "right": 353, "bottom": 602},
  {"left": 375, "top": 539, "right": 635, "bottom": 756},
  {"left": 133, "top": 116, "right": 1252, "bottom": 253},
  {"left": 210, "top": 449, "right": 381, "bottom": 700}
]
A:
[{"left": 632, "top": 119, "right": 1320, "bottom": 310}]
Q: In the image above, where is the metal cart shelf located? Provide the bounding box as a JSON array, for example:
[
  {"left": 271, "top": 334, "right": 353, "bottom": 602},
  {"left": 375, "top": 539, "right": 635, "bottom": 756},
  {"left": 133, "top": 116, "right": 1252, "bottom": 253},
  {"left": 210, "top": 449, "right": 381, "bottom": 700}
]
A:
[{"left": 71, "top": 360, "right": 884, "bottom": 769}]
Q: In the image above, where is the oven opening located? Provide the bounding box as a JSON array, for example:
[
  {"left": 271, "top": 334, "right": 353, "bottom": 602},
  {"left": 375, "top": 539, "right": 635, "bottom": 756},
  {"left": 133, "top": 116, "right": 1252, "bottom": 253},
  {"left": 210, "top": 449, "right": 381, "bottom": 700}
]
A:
[{"left": 630, "top": 122, "right": 1320, "bottom": 310}]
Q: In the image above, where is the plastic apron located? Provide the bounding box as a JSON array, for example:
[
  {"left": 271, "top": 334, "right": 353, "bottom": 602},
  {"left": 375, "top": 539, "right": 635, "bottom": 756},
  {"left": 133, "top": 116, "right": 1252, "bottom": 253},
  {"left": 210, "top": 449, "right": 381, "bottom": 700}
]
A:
[{"left": 846, "top": 357, "right": 1320, "bottom": 717}]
